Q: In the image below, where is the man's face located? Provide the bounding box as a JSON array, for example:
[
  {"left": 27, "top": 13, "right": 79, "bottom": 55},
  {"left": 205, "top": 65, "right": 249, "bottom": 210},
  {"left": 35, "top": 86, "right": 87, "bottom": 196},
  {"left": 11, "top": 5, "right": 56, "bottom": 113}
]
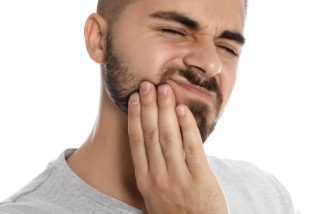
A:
[{"left": 103, "top": 0, "right": 245, "bottom": 142}]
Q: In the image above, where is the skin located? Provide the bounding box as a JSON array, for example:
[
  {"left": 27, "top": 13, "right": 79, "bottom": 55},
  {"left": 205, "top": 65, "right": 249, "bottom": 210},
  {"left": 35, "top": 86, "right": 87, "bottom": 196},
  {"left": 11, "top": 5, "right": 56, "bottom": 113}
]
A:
[{"left": 67, "top": 0, "right": 245, "bottom": 213}]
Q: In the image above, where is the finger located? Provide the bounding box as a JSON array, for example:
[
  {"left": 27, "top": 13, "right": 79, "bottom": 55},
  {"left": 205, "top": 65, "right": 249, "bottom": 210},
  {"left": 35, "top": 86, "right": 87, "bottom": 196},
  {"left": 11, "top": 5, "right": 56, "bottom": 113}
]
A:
[
  {"left": 157, "top": 84, "right": 187, "bottom": 173},
  {"left": 139, "top": 82, "right": 167, "bottom": 173},
  {"left": 175, "top": 104, "right": 209, "bottom": 176},
  {"left": 128, "top": 92, "right": 148, "bottom": 177}
]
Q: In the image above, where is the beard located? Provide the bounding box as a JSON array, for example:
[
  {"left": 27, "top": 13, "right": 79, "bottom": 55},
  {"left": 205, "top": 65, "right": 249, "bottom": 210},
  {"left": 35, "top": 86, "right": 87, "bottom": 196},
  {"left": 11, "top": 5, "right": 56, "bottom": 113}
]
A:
[{"left": 102, "top": 31, "right": 223, "bottom": 143}]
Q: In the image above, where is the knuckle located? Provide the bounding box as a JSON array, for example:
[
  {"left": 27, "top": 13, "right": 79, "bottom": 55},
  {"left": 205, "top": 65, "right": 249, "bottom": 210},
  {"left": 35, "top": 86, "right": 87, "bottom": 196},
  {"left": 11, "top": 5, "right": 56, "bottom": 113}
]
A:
[
  {"left": 143, "top": 128, "right": 157, "bottom": 144},
  {"left": 143, "top": 127, "right": 156, "bottom": 139},
  {"left": 184, "top": 143, "right": 198, "bottom": 155},
  {"left": 128, "top": 136, "right": 143, "bottom": 149},
  {"left": 159, "top": 134, "right": 174, "bottom": 149},
  {"left": 170, "top": 175, "right": 184, "bottom": 188},
  {"left": 153, "top": 176, "right": 168, "bottom": 193}
]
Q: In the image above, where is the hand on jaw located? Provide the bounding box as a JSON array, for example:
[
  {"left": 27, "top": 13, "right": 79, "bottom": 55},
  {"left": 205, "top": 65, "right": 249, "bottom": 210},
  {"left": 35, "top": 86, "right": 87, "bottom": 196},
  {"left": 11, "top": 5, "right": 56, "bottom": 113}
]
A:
[{"left": 128, "top": 81, "right": 229, "bottom": 214}]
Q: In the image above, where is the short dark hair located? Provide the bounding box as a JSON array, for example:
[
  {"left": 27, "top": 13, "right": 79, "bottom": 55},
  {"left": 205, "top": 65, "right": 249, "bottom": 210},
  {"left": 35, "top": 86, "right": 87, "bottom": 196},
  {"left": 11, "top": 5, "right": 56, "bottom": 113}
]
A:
[
  {"left": 97, "top": 0, "right": 133, "bottom": 23},
  {"left": 97, "top": 0, "right": 248, "bottom": 23}
]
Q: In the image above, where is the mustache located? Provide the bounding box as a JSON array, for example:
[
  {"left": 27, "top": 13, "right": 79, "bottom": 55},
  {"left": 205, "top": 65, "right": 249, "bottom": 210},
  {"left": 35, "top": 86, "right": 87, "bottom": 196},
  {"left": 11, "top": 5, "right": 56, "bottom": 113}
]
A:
[
  {"left": 124, "top": 66, "right": 223, "bottom": 110},
  {"left": 159, "top": 66, "right": 223, "bottom": 106},
  {"left": 159, "top": 66, "right": 219, "bottom": 92}
]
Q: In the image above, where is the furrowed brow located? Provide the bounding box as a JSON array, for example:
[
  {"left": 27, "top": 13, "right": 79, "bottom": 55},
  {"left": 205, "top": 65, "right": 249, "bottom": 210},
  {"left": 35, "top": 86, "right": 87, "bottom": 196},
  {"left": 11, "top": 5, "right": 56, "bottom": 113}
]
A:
[
  {"left": 149, "top": 11, "right": 200, "bottom": 31},
  {"left": 219, "top": 30, "right": 246, "bottom": 45}
]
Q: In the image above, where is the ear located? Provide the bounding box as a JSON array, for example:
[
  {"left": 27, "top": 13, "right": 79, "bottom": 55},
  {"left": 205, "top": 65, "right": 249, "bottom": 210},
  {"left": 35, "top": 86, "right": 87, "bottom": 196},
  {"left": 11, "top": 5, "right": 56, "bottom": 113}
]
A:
[{"left": 84, "top": 13, "right": 108, "bottom": 64}]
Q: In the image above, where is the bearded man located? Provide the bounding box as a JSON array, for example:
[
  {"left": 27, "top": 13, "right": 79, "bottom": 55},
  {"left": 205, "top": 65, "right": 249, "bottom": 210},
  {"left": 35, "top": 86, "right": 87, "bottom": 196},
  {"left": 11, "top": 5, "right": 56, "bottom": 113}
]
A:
[{"left": 0, "top": 0, "right": 299, "bottom": 213}]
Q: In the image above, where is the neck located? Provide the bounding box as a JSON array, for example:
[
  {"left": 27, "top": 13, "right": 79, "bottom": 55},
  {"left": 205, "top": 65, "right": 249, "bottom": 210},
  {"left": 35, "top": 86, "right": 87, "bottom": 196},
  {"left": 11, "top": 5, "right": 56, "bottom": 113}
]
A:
[{"left": 67, "top": 83, "right": 146, "bottom": 211}]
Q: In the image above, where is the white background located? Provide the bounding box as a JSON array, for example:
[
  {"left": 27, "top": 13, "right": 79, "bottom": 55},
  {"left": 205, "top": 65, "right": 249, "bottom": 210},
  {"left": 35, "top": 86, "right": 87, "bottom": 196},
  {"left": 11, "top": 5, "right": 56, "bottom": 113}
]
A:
[{"left": 0, "top": 1, "right": 325, "bottom": 213}]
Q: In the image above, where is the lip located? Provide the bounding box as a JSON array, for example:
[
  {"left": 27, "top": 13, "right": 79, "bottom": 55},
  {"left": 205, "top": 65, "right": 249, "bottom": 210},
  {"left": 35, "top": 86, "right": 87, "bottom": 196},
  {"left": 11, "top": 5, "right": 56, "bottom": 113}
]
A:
[{"left": 166, "top": 79, "right": 215, "bottom": 104}]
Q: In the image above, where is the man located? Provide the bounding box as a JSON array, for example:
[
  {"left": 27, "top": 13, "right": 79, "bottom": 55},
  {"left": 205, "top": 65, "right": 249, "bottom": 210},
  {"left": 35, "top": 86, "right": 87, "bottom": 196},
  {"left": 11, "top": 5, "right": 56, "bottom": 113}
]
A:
[{"left": 0, "top": 0, "right": 299, "bottom": 213}]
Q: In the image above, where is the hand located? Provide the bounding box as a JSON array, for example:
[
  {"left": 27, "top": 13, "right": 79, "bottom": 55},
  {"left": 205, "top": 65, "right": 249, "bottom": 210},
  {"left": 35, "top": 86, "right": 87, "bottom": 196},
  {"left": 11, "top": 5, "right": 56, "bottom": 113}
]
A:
[{"left": 128, "top": 81, "right": 228, "bottom": 214}]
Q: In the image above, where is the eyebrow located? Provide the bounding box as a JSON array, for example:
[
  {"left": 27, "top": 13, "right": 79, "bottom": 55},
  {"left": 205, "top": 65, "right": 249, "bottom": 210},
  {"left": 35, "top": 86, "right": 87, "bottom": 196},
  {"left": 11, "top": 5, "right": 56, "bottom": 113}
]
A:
[
  {"left": 149, "top": 11, "right": 200, "bottom": 31},
  {"left": 219, "top": 31, "right": 246, "bottom": 46},
  {"left": 149, "top": 11, "right": 245, "bottom": 45}
]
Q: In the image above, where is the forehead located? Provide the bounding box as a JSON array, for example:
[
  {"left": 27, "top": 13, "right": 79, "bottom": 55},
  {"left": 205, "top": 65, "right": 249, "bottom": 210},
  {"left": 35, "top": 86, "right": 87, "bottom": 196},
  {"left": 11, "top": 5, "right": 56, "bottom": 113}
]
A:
[{"left": 124, "top": 0, "right": 245, "bottom": 34}]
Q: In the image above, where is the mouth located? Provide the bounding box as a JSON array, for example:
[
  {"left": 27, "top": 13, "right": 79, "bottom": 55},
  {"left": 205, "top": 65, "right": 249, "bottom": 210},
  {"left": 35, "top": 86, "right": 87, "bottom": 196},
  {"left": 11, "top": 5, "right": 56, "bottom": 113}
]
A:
[{"left": 166, "top": 79, "right": 215, "bottom": 104}]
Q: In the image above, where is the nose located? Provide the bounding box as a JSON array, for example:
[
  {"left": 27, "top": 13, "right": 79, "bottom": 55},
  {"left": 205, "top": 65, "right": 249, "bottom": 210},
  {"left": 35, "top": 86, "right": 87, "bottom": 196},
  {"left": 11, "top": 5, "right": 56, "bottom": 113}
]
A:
[{"left": 183, "top": 38, "right": 222, "bottom": 78}]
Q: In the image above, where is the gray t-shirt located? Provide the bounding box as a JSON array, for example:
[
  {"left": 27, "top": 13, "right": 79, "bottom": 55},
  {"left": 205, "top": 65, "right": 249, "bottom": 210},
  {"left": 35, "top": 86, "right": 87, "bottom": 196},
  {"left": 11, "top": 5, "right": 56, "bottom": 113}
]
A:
[{"left": 0, "top": 149, "right": 299, "bottom": 214}]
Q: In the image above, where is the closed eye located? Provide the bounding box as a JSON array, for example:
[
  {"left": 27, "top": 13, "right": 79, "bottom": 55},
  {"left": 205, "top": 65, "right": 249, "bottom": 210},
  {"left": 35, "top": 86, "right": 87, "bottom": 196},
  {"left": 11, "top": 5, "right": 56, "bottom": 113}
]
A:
[
  {"left": 217, "top": 45, "right": 239, "bottom": 57},
  {"left": 161, "top": 28, "right": 186, "bottom": 36}
]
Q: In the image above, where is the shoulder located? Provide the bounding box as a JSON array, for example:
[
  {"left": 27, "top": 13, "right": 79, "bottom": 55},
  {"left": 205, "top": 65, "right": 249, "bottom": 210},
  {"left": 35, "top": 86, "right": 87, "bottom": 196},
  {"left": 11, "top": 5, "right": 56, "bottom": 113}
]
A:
[
  {"left": 207, "top": 156, "right": 297, "bottom": 214},
  {"left": 0, "top": 162, "right": 58, "bottom": 213},
  {"left": 206, "top": 155, "right": 289, "bottom": 194},
  {"left": 207, "top": 155, "right": 282, "bottom": 185},
  {"left": 0, "top": 153, "right": 71, "bottom": 214},
  {"left": 208, "top": 156, "right": 280, "bottom": 180}
]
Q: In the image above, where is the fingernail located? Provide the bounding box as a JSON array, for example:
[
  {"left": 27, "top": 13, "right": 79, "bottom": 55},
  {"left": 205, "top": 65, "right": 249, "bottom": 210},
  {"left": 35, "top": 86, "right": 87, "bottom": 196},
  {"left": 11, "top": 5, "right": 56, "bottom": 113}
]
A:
[
  {"left": 129, "top": 93, "right": 139, "bottom": 105},
  {"left": 140, "top": 82, "right": 151, "bottom": 95},
  {"left": 158, "top": 85, "right": 168, "bottom": 98},
  {"left": 176, "top": 106, "right": 186, "bottom": 117}
]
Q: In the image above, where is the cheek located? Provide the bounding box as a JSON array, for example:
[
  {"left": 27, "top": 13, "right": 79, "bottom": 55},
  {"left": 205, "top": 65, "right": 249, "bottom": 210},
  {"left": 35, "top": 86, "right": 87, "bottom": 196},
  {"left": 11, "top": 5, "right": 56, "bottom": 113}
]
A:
[
  {"left": 218, "top": 63, "right": 237, "bottom": 106},
  {"left": 129, "top": 40, "right": 182, "bottom": 83}
]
